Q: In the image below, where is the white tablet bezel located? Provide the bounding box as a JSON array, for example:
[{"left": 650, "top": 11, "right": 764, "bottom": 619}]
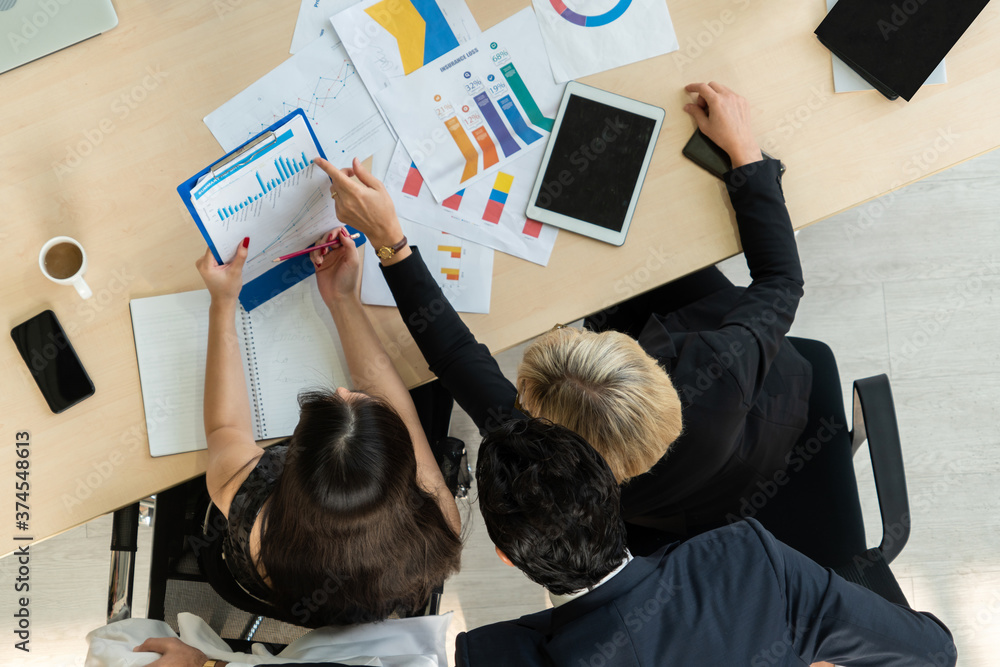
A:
[{"left": 526, "top": 81, "right": 664, "bottom": 247}]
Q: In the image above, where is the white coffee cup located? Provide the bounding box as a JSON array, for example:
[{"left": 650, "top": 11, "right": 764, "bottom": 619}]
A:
[{"left": 39, "top": 236, "right": 92, "bottom": 299}]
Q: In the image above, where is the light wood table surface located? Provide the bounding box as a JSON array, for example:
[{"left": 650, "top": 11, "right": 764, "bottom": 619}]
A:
[{"left": 2, "top": 0, "right": 998, "bottom": 555}]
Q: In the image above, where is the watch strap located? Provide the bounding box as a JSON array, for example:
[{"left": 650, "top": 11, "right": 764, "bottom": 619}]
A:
[{"left": 377, "top": 235, "right": 408, "bottom": 259}]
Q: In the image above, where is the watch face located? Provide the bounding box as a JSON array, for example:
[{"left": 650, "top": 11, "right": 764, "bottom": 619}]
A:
[{"left": 377, "top": 247, "right": 392, "bottom": 259}]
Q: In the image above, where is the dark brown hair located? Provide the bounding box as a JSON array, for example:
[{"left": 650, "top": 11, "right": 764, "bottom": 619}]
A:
[{"left": 259, "top": 390, "right": 462, "bottom": 626}]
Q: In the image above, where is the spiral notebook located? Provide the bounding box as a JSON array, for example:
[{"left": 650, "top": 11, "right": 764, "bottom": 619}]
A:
[{"left": 129, "top": 279, "right": 349, "bottom": 457}]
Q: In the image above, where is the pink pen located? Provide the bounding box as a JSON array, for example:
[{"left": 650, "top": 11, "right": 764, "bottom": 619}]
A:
[{"left": 272, "top": 232, "right": 361, "bottom": 263}]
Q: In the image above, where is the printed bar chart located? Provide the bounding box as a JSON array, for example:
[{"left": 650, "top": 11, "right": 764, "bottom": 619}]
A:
[
  {"left": 402, "top": 162, "right": 424, "bottom": 196},
  {"left": 218, "top": 151, "right": 312, "bottom": 220},
  {"left": 522, "top": 218, "right": 543, "bottom": 238},
  {"left": 499, "top": 63, "right": 554, "bottom": 131},
  {"left": 498, "top": 96, "right": 543, "bottom": 144},
  {"left": 471, "top": 126, "right": 499, "bottom": 168},
  {"left": 474, "top": 92, "right": 520, "bottom": 157},
  {"left": 483, "top": 172, "right": 513, "bottom": 223},
  {"left": 445, "top": 117, "right": 479, "bottom": 181},
  {"left": 442, "top": 188, "right": 465, "bottom": 210},
  {"left": 440, "top": 267, "right": 460, "bottom": 281},
  {"left": 438, "top": 244, "right": 463, "bottom": 258}
]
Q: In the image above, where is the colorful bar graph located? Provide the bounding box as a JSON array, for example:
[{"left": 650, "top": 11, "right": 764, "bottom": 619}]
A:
[
  {"left": 498, "top": 96, "right": 543, "bottom": 145},
  {"left": 499, "top": 63, "right": 553, "bottom": 131},
  {"left": 473, "top": 92, "right": 520, "bottom": 157},
  {"left": 442, "top": 189, "right": 465, "bottom": 210},
  {"left": 482, "top": 172, "right": 514, "bottom": 224},
  {"left": 471, "top": 126, "right": 499, "bottom": 168},
  {"left": 444, "top": 117, "right": 478, "bottom": 182},
  {"left": 437, "top": 244, "right": 462, "bottom": 258},
  {"left": 440, "top": 267, "right": 460, "bottom": 281},
  {"left": 402, "top": 162, "right": 424, "bottom": 196},
  {"left": 523, "top": 218, "right": 543, "bottom": 238}
]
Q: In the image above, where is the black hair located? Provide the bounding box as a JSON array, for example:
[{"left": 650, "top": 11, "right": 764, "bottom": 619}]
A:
[
  {"left": 258, "top": 389, "right": 462, "bottom": 626},
  {"left": 475, "top": 418, "right": 628, "bottom": 595}
]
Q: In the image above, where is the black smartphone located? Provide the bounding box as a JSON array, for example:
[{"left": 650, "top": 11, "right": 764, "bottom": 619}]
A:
[
  {"left": 11, "top": 310, "right": 95, "bottom": 413},
  {"left": 682, "top": 129, "right": 785, "bottom": 180}
]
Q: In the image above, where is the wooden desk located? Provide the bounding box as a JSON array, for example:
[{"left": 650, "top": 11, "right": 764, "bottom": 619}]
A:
[{"left": 2, "top": 0, "right": 998, "bottom": 554}]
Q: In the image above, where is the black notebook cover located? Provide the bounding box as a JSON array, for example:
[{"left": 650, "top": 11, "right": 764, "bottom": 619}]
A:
[{"left": 815, "top": 0, "right": 992, "bottom": 101}]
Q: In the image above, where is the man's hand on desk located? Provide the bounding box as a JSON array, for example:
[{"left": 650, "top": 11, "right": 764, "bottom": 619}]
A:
[
  {"left": 314, "top": 156, "right": 411, "bottom": 266},
  {"left": 683, "top": 82, "right": 763, "bottom": 169}
]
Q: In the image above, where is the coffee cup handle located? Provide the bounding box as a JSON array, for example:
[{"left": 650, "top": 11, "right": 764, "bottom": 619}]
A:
[{"left": 73, "top": 276, "right": 93, "bottom": 300}]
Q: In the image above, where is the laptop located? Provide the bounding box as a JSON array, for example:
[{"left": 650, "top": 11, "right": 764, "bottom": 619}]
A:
[
  {"left": 815, "top": 0, "right": 991, "bottom": 101},
  {"left": 1, "top": 0, "right": 118, "bottom": 75}
]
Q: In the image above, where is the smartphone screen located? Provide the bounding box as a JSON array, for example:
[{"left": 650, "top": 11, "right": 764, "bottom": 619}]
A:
[{"left": 11, "top": 310, "right": 95, "bottom": 413}]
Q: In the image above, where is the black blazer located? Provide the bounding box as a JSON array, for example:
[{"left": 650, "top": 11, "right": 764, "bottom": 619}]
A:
[
  {"left": 455, "top": 519, "right": 956, "bottom": 667},
  {"left": 381, "top": 160, "right": 810, "bottom": 533}
]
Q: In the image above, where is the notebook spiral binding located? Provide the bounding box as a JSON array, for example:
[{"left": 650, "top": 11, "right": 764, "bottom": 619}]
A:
[{"left": 240, "top": 308, "right": 265, "bottom": 438}]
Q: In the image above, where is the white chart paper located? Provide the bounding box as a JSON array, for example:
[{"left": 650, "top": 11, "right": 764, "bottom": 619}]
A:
[
  {"left": 289, "top": 0, "right": 357, "bottom": 53},
  {"left": 331, "top": 0, "right": 481, "bottom": 131},
  {"left": 377, "top": 9, "right": 565, "bottom": 202},
  {"left": 383, "top": 141, "right": 558, "bottom": 266},
  {"left": 360, "top": 218, "right": 494, "bottom": 313},
  {"left": 205, "top": 33, "right": 394, "bottom": 168},
  {"left": 531, "top": 0, "right": 679, "bottom": 82}
]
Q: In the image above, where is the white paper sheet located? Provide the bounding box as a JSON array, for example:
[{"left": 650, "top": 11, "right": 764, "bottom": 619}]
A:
[
  {"left": 205, "top": 32, "right": 394, "bottom": 169},
  {"left": 361, "top": 218, "right": 494, "bottom": 313},
  {"left": 376, "top": 9, "right": 565, "bottom": 202},
  {"left": 383, "top": 141, "right": 558, "bottom": 266},
  {"left": 531, "top": 0, "right": 679, "bottom": 82},
  {"left": 289, "top": 0, "right": 357, "bottom": 53},
  {"left": 331, "top": 0, "right": 481, "bottom": 132},
  {"left": 827, "top": 0, "right": 946, "bottom": 93}
]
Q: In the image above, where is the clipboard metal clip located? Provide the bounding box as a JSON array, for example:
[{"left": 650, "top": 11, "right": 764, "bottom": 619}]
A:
[{"left": 210, "top": 131, "right": 276, "bottom": 179}]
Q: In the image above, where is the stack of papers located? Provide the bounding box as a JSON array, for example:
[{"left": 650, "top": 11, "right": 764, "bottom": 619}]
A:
[{"left": 204, "top": 0, "right": 677, "bottom": 312}]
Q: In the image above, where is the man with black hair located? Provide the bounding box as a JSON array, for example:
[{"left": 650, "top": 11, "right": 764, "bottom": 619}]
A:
[{"left": 461, "top": 418, "right": 957, "bottom": 667}]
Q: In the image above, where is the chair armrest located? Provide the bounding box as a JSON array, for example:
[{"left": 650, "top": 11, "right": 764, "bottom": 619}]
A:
[
  {"left": 107, "top": 503, "right": 140, "bottom": 623},
  {"left": 850, "top": 374, "right": 910, "bottom": 564}
]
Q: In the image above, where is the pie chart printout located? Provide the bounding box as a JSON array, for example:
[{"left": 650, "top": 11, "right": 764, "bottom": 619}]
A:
[{"left": 549, "top": 0, "right": 633, "bottom": 27}]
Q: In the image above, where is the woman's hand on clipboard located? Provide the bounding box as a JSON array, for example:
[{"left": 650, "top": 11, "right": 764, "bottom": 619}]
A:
[
  {"left": 314, "top": 156, "right": 404, "bottom": 252},
  {"left": 195, "top": 237, "right": 249, "bottom": 306}
]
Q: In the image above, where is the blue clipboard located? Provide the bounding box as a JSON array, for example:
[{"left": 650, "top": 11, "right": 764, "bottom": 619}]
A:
[{"left": 177, "top": 109, "right": 366, "bottom": 311}]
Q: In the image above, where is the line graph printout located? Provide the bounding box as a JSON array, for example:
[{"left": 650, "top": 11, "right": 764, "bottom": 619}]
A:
[
  {"left": 383, "top": 141, "right": 558, "bottom": 266},
  {"left": 360, "top": 217, "right": 493, "bottom": 313},
  {"left": 204, "top": 33, "right": 393, "bottom": 168},
  {"left": 290, "top": 0, "right": 357, "bottom": 53},
  {"left": 531, "top": 0, "right": 678, "bottom": 82},
  {"left": 189, "top": 114, "right": 341, "bottom": 288},
  {"left": 377, "top": 9, "right": 565, "bottom": 202},
  {"left": 331, "top": 0, "right": 481, "bottom": 132}
]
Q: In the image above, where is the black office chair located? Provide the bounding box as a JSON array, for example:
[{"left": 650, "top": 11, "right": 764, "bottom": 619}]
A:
[
  {"left": 622, "top": 337, "right": 912, "bottom": 606},
  {"left": 750, "top": 337, "right": 910, "bottom": 606},
  {"left": 107, "top": 380, "right": 470, "bottom": 651}
]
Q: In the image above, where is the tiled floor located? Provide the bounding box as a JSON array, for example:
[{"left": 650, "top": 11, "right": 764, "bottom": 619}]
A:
[{"left": 3, "top": 149, "right": 998, "bottom": 665}]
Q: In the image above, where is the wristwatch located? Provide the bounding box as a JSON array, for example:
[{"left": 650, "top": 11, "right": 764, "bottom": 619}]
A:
[{"left": 375, "top": 235, "right": 408, "bottom": 260}]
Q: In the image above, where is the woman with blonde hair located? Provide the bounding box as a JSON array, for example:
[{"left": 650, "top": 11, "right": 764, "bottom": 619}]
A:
[{"left": 314, "top": 82, "right": 811, "bottom": 548}]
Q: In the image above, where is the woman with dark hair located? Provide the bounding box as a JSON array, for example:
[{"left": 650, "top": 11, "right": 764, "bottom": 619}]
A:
[{"left": 194, "top": 228, "right": 462, "bottom": 627}]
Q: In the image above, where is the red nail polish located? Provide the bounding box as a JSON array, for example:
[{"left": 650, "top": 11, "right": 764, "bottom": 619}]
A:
[{"left": 242, "top": 237, "right": 249, "bottom": 248}]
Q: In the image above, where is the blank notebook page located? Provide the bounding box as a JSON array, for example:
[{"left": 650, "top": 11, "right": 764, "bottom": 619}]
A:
[
  {"left": 242, "top": 279, "right": 350, "bottom": 439},
  {"left": 130, "top": 290, "right": 253, "bottom": 456}
]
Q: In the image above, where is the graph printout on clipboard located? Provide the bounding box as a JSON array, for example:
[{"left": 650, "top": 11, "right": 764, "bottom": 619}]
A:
[{"left": 181, "top": 110, "right": 362, "bottom": 311}]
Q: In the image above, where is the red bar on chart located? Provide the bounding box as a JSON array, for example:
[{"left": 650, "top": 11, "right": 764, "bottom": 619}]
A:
[
  {"left": 471, "top": 127, "right": 499, "bottom": 168},
  {"left": 442, "top": 189, "right": 465, "bottom": 210},
  {"left": 440, "top": 268, "right": 460, "bottom": 281},
  {"left": 522, "top": 219, "right": 543, "bottom": 238},
  {"left": 402, "top": 162, "right": 424, "bottom": 196}
]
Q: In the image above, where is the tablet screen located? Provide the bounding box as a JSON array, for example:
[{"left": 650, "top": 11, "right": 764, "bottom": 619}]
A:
[{"left": 533, "top": 94, "right": 657, "bottom": 232}]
